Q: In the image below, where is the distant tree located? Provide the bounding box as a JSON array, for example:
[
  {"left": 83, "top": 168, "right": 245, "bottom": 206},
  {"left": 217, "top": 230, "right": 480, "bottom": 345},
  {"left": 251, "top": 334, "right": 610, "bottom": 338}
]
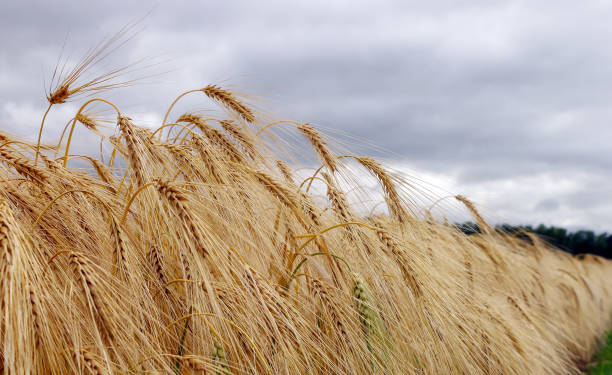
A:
[{"left": 454, "top": 222, "right": 612, "bottom": 260}]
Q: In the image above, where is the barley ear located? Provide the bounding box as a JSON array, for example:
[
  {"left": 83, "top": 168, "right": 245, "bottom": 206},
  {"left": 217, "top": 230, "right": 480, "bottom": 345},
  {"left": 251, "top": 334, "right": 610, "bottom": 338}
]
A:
[
  {"left": 203, "top": 85, "right": 255, "bottom": 123},
  {"left": 297, "top": 123, "right": 337, "bottom": 173},
  {"left": 211, "top": 341, "right": 232, "bottom": 375},
  {"left": 455, "top": 195, "right": 492, "bottom": 234}
]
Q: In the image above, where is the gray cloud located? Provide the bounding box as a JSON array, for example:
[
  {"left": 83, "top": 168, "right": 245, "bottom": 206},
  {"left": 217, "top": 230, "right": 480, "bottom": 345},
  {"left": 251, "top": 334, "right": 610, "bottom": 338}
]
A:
[
  {"left": 535, "top": 199, "right": 560, "bottom": 212},
  {"left": 1, "top": 0, "right": 611, "bottom": 231}
]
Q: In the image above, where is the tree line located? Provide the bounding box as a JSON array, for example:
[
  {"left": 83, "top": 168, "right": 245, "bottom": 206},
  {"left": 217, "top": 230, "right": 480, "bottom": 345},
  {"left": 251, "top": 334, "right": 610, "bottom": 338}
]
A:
[{"left": 455, "top": 222, "right": 612, "bottom": 260}]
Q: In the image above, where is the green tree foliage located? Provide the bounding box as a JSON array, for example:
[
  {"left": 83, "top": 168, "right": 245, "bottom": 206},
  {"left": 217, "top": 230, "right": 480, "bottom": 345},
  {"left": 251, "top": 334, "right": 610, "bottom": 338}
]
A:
[
  {"left": 588, "top": 330, "right": 612, "bottom": 374},
  {"left": 456, "top": 222, "right": 612, "bottom": 259}
]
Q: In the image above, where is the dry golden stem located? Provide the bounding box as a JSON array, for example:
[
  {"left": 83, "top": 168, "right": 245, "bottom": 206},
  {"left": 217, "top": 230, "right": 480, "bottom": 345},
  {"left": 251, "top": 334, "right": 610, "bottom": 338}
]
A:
[
  {"left": 61, "top": 98, "right": 120, "bottom": 167},
  {"left": 35, "top": 103, "right": 53, "bottom": 163},
  {"left": 162, "top": 89, "right": 201, "bottom": 127}
]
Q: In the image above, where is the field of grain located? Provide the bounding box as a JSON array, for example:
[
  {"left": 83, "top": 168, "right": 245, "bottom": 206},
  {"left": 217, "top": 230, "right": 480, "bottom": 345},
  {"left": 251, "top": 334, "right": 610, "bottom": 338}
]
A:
[{"left": 0, "top": 52, "right": 610, "bottom": 374}]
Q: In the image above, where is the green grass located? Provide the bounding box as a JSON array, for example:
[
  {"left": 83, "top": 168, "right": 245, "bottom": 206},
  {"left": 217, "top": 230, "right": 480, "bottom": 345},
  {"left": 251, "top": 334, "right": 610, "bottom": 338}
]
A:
[{"left": 588, "top": 330, "right": 612, "bottom": 374}]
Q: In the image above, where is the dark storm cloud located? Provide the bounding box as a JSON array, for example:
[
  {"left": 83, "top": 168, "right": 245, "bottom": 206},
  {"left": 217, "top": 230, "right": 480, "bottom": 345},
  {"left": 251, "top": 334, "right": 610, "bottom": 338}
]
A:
[{"left": 1, "top": 0, "right": 611, "bottom": 230}]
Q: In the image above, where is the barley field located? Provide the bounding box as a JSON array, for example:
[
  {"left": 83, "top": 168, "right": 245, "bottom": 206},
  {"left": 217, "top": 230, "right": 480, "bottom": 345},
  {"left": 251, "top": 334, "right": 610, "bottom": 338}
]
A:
[{"left": 0, "top": 48, "right": 611, "bottom": 374}]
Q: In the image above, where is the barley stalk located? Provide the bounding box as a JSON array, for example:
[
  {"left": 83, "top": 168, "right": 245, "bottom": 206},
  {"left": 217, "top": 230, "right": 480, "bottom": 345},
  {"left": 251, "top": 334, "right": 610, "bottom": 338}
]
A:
[
  {"left": 212, "top": 341, "right": 232, "bottom": 375},
  {"left": 221, "top": 120, "right": 258, "bottom": 159},
  {"left": 179, "top": 114, "right": 245, "bottom": 163},
  {"left": 352, "top": 275, "right": 390, "bottom": 370},
  {"left": 154, "top": 178, "right": 209, "bottom": 260},
  {"left": 275, "top": 160, "right": 294, "bottom": 183},
  {"left": 321, "top": 172, "right": 352, "bottom": 222},
  {"left": 375, "top": 227, "right": 422, "bottom": 297},
  {"left": 455, "top": 195, "right": 492, "bottom": 234},
  {"left": 118, "top": 115, "right": 146, "bottom": 186},
  {"left": 89, "top": 158, "right": 117, "bottom": 193},
  {"left": 203, "top": 85, "right": 255, "bottom": 123},
  {"left": 71, "top": 349, "right": 106, "bottom": 375},
  {"left": 0, "top": 148, "right": 49, "bottom": 182},
  {"left": 354, "top": 156, "right": 408, "bottom": 223},
  {"left": 297, "top": 123, "right": 337, "bottom": 173},
  {"left": 109, "top": 216, "right": 128, "bottom": 277},
  {"left": 69, "top": 251, "right": 114, "bottom": 344}
]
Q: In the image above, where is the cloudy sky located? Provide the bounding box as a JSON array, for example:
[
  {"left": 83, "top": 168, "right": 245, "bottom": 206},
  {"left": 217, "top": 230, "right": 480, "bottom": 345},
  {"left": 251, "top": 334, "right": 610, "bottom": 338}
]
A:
[{"left": 1, "top": 1, "right": 611, "bottom": 231}]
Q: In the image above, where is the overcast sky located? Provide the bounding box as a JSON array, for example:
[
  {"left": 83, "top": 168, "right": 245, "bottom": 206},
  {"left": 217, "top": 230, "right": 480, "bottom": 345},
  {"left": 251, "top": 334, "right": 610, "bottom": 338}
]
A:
[{"left": 1, "top": 1, "right": 611, "bottom": 231}]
